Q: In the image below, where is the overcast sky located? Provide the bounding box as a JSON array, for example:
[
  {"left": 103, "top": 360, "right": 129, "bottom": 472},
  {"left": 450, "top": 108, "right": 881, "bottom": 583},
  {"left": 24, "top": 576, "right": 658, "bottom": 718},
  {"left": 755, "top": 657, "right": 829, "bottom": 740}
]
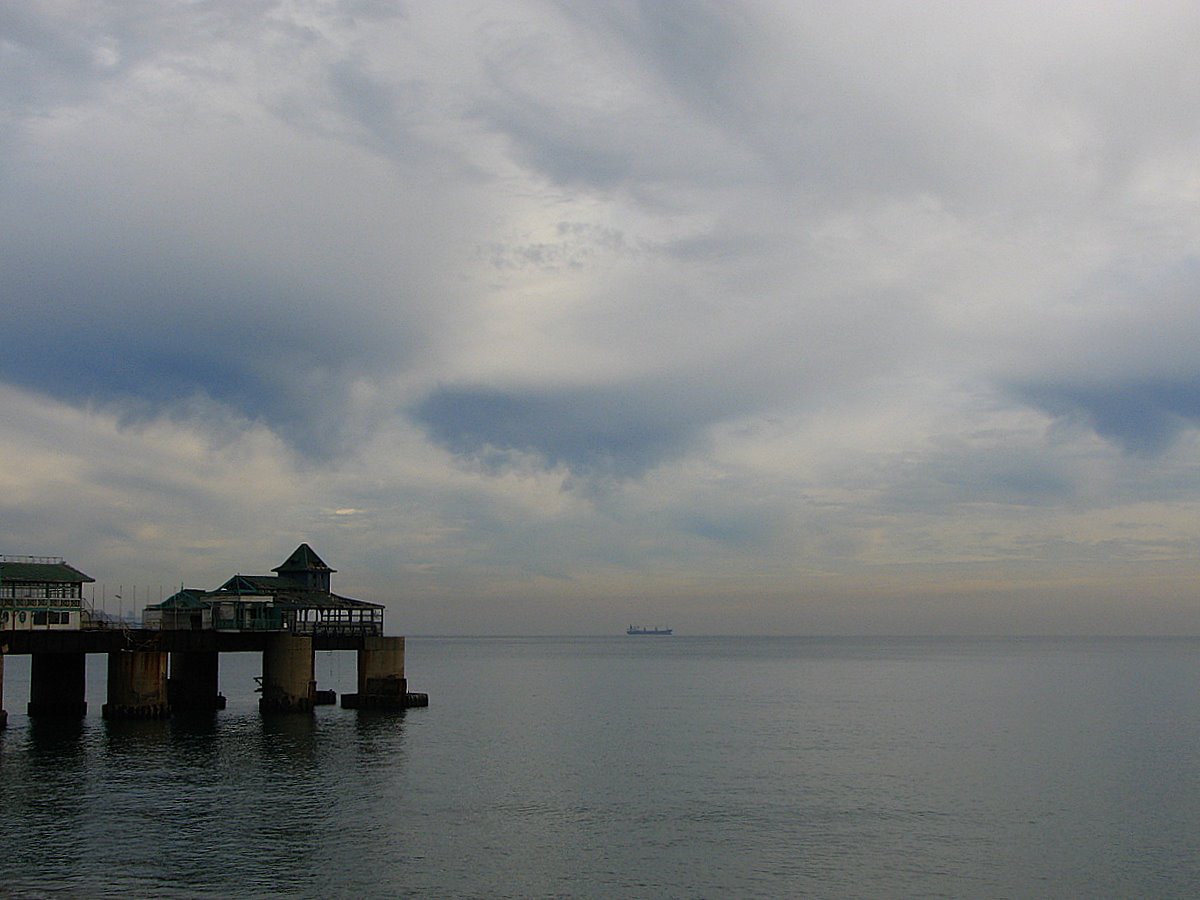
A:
[{"left": 4, "top": 1, "right": 1200, "bottom": 634}]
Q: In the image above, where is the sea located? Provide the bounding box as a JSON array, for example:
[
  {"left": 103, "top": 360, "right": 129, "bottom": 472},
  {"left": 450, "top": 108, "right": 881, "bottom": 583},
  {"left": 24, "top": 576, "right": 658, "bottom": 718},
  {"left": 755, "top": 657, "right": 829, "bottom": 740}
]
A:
[{"left": 0, "top": 635, "right": 1197, "bottom": 898}]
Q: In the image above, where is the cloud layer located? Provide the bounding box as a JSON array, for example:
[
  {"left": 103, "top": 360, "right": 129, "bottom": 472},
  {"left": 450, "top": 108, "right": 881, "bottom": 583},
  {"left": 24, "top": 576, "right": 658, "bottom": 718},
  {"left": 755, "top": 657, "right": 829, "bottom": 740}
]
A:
[{"left": 4, "top": 1, "right": 1200, "bottom": 633}]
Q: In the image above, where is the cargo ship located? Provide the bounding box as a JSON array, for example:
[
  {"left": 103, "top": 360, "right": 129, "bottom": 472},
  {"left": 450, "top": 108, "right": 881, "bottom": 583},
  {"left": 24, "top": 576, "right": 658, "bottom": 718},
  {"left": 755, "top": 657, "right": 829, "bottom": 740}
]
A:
[{"left": 626, "top": 625, "right": 673, "bottom": 635}]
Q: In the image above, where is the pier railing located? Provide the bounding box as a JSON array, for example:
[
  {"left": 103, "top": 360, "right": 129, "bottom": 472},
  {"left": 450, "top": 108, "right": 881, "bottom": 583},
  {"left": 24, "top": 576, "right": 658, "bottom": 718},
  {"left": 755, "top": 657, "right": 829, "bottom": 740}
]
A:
[{"left": 299, "top": 622, "right": 384, "bottom": 637}]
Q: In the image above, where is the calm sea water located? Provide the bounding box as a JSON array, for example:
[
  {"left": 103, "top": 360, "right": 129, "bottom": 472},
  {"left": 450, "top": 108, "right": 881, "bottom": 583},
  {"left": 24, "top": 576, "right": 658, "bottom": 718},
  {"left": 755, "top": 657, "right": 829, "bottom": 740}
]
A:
[{"left": 1, "top": 636, "right": 1197, "bottom": 898}]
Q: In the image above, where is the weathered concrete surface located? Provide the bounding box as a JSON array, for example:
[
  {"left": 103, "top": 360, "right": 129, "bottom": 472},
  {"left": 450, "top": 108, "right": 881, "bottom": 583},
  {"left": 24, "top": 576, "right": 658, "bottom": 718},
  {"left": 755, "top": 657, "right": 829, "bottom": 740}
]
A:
[
  {"left": 341, "top": 689, "right": 428, "bottom": 709},
  {"left": 360, "top": 635, "right": 405, "bottom": 678},
  {"left": 342, "top": 636, "right": 426, "bottom": 709},
  {"left": 260, "top": 634, "right": 315, "bottom": 713},
  {"left": 0, "top": 650, "right": 6, "bottom": 728},
  {"left": 103, "top": 650, "right": 171, "bottom": 719},
  {"left": 169, "top": 651, "right": 226, "bottom": 711},
  {"left": 28, "top": 652, "right": 87, "bottom": 717}
]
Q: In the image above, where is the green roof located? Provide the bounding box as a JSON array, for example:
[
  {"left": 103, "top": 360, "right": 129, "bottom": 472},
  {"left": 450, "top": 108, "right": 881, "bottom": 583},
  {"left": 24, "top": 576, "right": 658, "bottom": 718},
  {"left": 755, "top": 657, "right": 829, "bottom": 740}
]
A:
[
  {"left": 272, "top": 543, "right": 335, "bottom": 574},
  {"left": 147, "top": 589, "right": 209, "bottom": 610},
  {"left": 0, "top": 560, "right": 94, "bottom": 584},
  {"left": 214, "top": 574, "right": 273, "bottom": 595}
]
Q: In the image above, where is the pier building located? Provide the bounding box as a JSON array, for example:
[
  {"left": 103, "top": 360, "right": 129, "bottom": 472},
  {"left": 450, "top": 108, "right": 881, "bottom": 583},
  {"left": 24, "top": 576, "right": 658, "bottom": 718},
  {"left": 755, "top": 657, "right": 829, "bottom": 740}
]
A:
[
  {"left": 0, "top": 545, "right": 426, "bottom": 726},
  {"left": 144, "top": 544, "right": 384, "bottom": 636},
  {"left": 0, "top": 555, "right": 95, "bottom": 632}
]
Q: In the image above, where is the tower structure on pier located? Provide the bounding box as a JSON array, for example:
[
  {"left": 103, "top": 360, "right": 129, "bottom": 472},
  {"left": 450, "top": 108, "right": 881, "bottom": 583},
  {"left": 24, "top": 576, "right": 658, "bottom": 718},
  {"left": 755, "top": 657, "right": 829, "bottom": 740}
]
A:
[{"left": 144, "top": 543, "right": 383, "bottom": 636}]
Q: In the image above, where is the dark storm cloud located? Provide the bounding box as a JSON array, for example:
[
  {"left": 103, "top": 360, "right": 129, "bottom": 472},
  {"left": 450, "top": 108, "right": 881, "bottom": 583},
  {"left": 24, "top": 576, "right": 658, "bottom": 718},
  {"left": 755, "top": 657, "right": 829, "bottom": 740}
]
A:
[
  {"left": 1015, "top": 379, "right": 1200, "bottom": 456},
  {"left": 413, "top": 384, "right": 714, "bottom": 477},
  {"left": 1, "top": 240, "right": 408, "bottom": 457},
  {"left": 1002, "top": 257, "right": 1200, "bottom": 456},
  {"left": 0, "top": 3, "right": 459, "bottom": 458}
]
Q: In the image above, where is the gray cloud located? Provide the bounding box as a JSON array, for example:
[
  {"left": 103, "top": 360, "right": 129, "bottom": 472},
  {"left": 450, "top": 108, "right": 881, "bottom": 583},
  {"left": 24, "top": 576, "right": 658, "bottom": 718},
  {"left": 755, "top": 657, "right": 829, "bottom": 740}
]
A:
[
  {"left": 4, "top": 2, "right": 1200, "bottom": 633},
  {"left": 1015, "top": 379, "right": 1200, "bottom": 456},
  {"left": 1, "top": 227, "right": 412, "bottom": 456},
  {"left": 413, "top": 383, "right": 713, "bottom": 477}
]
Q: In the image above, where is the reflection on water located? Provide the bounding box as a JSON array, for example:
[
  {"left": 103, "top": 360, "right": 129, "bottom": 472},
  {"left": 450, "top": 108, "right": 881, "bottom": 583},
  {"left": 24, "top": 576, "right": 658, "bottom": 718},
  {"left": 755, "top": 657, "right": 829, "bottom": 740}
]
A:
[
  {"left": 7, "top": 719, "right": 91, "bottom": 874},
  {"left": 3, "top": 637, "right": 1199, "bottom": 897},
  {"left": 260, "top": 709, "right": 321, "bottom": 767},
  {"left": 0, "top": 700, "right": 411, "bottom": 898},
  {"left": 25, "top": 716, "right": 89, "bottom": 765},
  {"left": 101, "top": 716, "right": 174, "bottom": 759}
]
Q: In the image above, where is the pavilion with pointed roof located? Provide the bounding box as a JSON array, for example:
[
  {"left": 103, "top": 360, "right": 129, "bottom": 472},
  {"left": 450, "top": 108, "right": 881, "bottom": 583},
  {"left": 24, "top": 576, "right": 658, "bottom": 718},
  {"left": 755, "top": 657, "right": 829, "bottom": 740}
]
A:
[{"left": 144, "top": 544, "right": 383, "bottom": 636}]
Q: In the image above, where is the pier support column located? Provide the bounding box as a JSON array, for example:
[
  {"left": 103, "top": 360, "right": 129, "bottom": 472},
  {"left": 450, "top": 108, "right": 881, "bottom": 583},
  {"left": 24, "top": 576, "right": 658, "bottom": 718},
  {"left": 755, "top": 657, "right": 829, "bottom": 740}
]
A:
[
  {"left": 169, "top": 651, "right": 226, "bottom": 711},
  {"left": 103, "top": 650, "right": 170, "bottom": 719},
  {"left": 0, "top": 650, "right": 6, "bottom": 728},
  {"left": 343, "top": 636, "right": 426, "bottom": 709},
  {"left": 28, "top": 652, "right": 87, "bottom": 717},
  {"left": 260, "top": 634, "right": 314, "bottom": 713}
]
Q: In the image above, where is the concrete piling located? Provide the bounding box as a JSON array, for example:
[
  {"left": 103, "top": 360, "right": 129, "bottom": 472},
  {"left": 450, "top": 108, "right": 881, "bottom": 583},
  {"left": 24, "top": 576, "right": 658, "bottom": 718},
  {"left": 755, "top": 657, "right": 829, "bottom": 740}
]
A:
[
  {"left": 28, "top": 652, "right": 88, "bottom": 717},
  {"left": 259, "top": 634, "right": 315, "bottom": 713},
  {"left": 8, "top": 629, "right": 426, "bottom": 720},
  {"left": 103, "top": 650, "right": 171, "bottom": 719},
  {"left": 342, "top": 636, "right": 427, "bottom": 709},
  {"left": 0, "top": 650, "right": 6, "bottom": 728}
]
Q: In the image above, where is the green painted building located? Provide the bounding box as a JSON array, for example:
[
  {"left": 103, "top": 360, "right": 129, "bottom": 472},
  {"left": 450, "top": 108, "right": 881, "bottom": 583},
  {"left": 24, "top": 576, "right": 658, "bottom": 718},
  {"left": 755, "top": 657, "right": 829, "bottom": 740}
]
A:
[{"left": 144, "top": 544, "right": 384, "bottom": 636}]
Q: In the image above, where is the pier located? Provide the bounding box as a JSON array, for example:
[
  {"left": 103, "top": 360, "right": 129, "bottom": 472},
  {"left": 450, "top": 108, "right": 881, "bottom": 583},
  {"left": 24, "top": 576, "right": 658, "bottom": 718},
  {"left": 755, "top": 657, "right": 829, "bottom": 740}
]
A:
[
  {"left": 0, "top": 545, "right": 428, "bottom": 723},
  {"left": 0, "top": 628, "right": 428, "bottom": 720}
]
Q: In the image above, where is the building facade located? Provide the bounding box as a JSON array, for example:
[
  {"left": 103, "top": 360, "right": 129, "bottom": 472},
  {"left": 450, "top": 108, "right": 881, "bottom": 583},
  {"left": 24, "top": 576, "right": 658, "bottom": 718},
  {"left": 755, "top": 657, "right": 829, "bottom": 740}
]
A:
[{"left": 0, "top": 556, "right": 95, "bottom": 631}]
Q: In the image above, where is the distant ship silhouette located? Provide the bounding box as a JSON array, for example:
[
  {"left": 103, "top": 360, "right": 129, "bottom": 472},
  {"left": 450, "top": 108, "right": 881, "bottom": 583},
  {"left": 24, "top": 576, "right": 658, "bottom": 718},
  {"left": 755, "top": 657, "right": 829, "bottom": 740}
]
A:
[{"left": 626, "top": 625, "right": 673, "bottom": 635}]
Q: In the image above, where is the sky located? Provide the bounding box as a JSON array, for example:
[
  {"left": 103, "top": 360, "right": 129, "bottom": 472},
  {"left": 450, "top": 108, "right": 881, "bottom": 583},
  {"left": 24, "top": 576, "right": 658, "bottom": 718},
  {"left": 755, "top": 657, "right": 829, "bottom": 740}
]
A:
[{"left": 3, "top": 1, "right": 1200, "bottom": 635}]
